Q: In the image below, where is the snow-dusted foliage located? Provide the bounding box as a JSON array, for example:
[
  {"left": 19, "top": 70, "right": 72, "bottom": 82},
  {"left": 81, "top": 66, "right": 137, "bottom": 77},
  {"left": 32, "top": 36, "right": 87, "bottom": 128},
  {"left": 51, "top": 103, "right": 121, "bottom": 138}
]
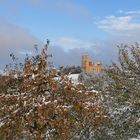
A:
[
  {"left": 0, "top": 43, "right": 106, "bottom": 139},
  {"left": 94, "top": 43, "right": 140, "bottom": 140}
]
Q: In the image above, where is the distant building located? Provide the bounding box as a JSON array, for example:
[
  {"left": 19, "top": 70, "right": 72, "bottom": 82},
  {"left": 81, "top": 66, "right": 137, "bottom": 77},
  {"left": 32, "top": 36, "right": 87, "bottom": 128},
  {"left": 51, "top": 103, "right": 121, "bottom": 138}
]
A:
[{"left": 81, "top": 54, "right": 101, "bottom": 73}]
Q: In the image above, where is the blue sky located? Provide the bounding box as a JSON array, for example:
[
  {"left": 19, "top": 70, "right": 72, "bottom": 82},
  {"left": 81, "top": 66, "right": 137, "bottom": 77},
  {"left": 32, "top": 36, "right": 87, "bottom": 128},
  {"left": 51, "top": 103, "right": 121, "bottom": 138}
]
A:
[{"left": 0, "top": 0, "right": 140, "bottom": 69}]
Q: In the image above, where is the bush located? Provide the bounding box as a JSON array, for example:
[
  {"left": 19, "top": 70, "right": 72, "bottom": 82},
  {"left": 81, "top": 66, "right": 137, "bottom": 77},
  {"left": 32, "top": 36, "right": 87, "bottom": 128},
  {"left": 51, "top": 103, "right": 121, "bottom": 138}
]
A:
[
  {"left": 0, "top": 42, "right": 106, "bottom": 139},
  {"left": 94, "top": 43, "right": 140, "bottom": 140}
]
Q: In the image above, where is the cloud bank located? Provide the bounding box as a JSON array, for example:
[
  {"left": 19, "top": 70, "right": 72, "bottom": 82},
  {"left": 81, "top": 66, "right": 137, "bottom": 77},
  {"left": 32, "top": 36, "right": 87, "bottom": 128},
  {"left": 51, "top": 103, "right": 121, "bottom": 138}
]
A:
[
  {"left": 0, "top": 18, "right": 118, "bottom": 71},
  {"left": 49, "top": 38, "right": 119, "bottom": 67},
  {"left": 2, "top": 10, "right": 140, "bottom": 71},
  {"left": 0, "top": 18, "right": 41, "bottom": 70}
]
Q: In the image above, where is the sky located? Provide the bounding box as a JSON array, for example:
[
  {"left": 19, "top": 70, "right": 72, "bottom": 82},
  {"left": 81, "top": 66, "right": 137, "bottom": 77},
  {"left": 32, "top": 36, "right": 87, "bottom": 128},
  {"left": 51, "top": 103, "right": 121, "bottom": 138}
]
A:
[{"left": 0, "top": 0, "right": 140, "bottom": 70}]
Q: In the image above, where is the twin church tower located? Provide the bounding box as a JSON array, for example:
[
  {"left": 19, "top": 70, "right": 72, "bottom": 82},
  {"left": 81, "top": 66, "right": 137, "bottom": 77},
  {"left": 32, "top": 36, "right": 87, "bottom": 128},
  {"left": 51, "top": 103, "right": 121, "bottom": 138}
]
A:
[{"left": 81, "top": 54, "right": 101, "bottom": 73}]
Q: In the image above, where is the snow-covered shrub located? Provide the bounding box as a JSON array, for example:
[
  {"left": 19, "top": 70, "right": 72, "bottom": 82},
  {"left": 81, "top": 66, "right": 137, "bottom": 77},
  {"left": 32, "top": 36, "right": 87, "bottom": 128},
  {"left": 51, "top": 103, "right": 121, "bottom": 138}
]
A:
[{"left": 94, "top": 43, "right": 140, "bottom": 140}]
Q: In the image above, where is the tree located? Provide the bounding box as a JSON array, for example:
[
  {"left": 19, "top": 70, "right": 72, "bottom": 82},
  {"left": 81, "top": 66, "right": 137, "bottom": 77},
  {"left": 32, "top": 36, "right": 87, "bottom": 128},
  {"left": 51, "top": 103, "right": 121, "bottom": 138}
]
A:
[
  {"left": 0, "top": 42, "right": 107, "bottom": 139},
  {"left": 58, "top": 66, "right": 82, "bottom": 75},
  {"left": 94, "top": 43, "right": 140, "bottom": 140}
]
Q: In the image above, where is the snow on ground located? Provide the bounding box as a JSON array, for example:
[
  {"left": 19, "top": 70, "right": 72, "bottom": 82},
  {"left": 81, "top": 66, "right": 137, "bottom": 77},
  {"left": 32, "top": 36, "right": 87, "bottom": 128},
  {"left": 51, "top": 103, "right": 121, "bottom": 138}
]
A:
[
  {"left": 67, "top": 74, "right": 79, "bottom": 84},
  {"left": 54, "top": 74, "right": 79, "bottom": 84},
  {"left": 129, "top": 138, "right": 140, "bottom": 140}
]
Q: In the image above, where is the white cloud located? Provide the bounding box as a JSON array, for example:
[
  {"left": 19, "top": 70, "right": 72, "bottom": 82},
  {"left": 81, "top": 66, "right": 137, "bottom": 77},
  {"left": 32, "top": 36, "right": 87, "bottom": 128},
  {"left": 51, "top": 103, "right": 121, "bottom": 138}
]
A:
[
  {"left": 52, "top": 37, "right": 95, "bottom": 52},
  {"left": 125, "top": 10, "right": 140, "bottom": 15},
  {"left": 97, "top": 15, "right": 140, "bottom": 35}
]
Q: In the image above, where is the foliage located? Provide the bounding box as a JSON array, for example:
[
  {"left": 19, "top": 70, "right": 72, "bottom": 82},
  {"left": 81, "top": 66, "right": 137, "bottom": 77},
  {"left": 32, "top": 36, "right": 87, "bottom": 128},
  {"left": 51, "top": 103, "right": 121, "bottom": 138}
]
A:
[
  {"left": 94, "top": 43, "right": 140, "bottom": 140},
  {"left": 78, "top": 72, "right": 105, "bottom": 91},
  {"left": 0, "top": 42, "right": 106, "bottom": 139},
  {"left": 59, "top": 66, "right": 82, "bottom": 75}
]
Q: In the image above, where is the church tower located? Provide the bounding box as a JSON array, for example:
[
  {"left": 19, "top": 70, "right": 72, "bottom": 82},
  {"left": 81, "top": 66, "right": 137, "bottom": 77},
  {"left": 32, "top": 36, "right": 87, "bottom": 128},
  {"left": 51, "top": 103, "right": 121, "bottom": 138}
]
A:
[{"left": 82, "top": 54, "right": 89, "bottom": 72}]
